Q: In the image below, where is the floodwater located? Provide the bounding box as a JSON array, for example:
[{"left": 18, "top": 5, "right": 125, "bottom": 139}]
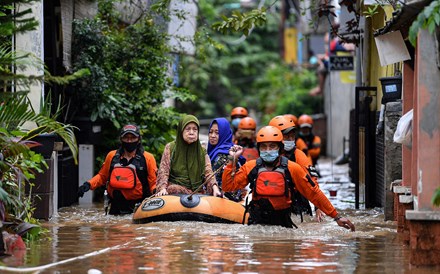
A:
[{"left": 1, "top": 159, "right": 439, "bottom": 273}]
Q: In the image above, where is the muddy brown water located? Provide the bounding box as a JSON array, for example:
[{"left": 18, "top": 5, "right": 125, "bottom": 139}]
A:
[
  {"left": 0, "top": 204, "right": 438, "bottom": 273},
  {"left": 1, "top": 159, "right": 439, "bottom": 273}
]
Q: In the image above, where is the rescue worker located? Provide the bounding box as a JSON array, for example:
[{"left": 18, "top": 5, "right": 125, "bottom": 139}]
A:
[
  {"left": 283, "top": 114, "right": 308, "bottom": 153},
  {"left": 222, "top": 126, "right": 355, "bottom": 230},
  {"left": 235, "top": 116, "right": 259, "bottom": 160},
  {"left": 297, "top": 114, "right": 322, "bottom": 166},
  {"left": 77, "top": 124, "right": 157, "bottom": 215},
  {"left": 155, "top": 115, "right": 222, "bottom": 197},
  {"left": 269, "top": 115, "right": 324, "bottom": 222},
  {"left": 207, "top": 117, "right": 246, "bottom": 201},
  {"left": 230, "top": 106, "right": 248, "bottom": 140},
  {"left": 283, "top": 114, "right": 298, "bottom": 126}
]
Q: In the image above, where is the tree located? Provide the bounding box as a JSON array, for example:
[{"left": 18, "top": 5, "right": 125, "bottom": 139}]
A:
[
  {"left": 70, "top": 1, "right": 195, "bottom": 158},
  {"left": 177, "top": 0, "right": 282, "bottom": 119},
  {"left": 177, "top": 0, "right": 321, "bottom": 120},
  {"left": 0, "top": 1, "right": 82, "bottom": 234}
]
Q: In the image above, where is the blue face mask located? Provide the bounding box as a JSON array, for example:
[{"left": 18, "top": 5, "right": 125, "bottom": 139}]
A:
[
  {"left": 283, "top": 140, "right": 295, "bottom": 151},
  {"left": 231, "top": 118, "right": 242, "bottom": 129},
  {"left": 260, "top": 150, "right": 279, "bottom": 163}
]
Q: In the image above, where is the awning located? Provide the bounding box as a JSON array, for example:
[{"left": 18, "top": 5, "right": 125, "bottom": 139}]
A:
[{"left": 374, "top": 0, "right": 433, "bottom": 38}]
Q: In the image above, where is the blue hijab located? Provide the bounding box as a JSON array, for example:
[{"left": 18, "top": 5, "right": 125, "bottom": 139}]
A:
[{"left": 207, "top": 118, "right": 234, "bottom": 161}]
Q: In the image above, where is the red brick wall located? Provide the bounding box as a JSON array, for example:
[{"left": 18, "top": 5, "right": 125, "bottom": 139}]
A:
[{"left": 409, "top": 221, "right": 440, "bottom": 266}]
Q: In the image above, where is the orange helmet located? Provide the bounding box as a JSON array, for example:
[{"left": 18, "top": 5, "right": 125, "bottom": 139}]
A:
[
  {"left": 231, "top": 107, "right": 248, "bottom": 118},
  {"left": 283, "top": 114, "right": 297, "bottom": 126},
  {"left": 298, "top": 114, "right": 313, "bottom": 128},
  {"left": 256, "top": 126, "right": 283, "bottom": 143},
  {"left": 238, "top": 117, "right": 256, "bottom": 130},
  {"left": 269, "top": 116, "right": 296, "bottom": 134}
]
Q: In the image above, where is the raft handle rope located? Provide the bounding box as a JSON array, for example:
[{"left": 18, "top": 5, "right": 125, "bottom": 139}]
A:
[
  {"left": 230, "top": 147, "right": 238, "bottom": 178},
  {"left": 140, "top": 157, "right": 228, "bottom": 204},
  {"left": 187, "top": 158, "right": 228, "bottom": 200}
]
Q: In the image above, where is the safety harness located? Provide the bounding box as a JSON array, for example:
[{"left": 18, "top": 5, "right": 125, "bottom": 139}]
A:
[{"left": 244, "top": 156, "right": 315, "bottom": 226}]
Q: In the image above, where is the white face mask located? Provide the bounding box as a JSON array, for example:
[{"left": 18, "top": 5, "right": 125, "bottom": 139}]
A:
[{"left": 283, "top": 140, "right": 295, "bottom": 151}]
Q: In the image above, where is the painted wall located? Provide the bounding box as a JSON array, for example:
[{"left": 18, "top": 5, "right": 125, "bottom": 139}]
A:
[
  {"left": 415, "top": 29, "right": 440, "bottom": 212},
  {"left": 325, "top": 70, "right": 355, "bottom": 157},
  {"left": 370, "top": 6, "right": 396, "bottom": 110},
  {"left": 402, "top": 63, "right": 414, "bottom": 188},
  {"left": 15, "top": 1, "right": 44, "bottom": 116}
]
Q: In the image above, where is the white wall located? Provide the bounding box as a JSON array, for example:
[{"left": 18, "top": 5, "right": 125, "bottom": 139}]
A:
[
  {"left": 15, "top": 1, "right": 44, "bottom": 115},
  {"left": 325, "top": 71, "right": 356, "bottom": 158}
]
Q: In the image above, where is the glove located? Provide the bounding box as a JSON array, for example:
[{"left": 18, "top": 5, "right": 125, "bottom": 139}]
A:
[{"left": 78, "top": 182, "right": 91, "bottom": 198}]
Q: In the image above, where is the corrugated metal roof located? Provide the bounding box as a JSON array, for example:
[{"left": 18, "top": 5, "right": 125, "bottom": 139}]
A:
[{"left": 374, "top": 0, "right": 433, "bottom": 38}]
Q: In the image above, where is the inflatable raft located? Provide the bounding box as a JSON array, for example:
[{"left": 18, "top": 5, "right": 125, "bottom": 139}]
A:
[{"left": 132, "top": 194, "right": 249, "bottom": 224}]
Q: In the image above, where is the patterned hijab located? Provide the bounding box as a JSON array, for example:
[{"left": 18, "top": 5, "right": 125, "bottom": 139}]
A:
[
  {"left": 169, "top": 115, "right": 206, "bottom": 190},
  {"left": 207, "top": 117, "right": 234, "bottom": 161}
]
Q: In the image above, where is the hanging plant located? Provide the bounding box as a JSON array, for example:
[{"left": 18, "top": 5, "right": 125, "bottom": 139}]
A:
[{"left": 409, "top": 0, "right": 440, "bottom": 46}]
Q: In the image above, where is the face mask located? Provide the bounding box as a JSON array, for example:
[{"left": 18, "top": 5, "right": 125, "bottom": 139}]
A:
[
  {"left": 284, "top": 140, "right": 296, "bottom": 151},
  {"left": 299, "top": 128, "right": 312, "bottom": 137},
  {"left": 231, "top": 118, "right": 242, "bottom": 129},
  {"left": 260, "top": 150, "right": 279, "bottom": 163},
  {"left": 122, "top": 141, "right": 138, "bottom": 153}
]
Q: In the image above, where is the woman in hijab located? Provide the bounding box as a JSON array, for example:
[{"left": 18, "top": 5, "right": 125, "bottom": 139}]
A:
[
  {"left": 156, "top": 115, "right": 222, "bottom": 197},
  {"left": 207, "top": 118, "right": 246, "bottom": 201}
]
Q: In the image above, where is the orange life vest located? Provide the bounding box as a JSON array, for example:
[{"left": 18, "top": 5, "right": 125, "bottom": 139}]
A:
[
  {"left": 109, "top": 163, "right": 139, "bottom": 189},
  {"left": 249, "top": 157, "right": 292, "bottom": 210},
  {"left": 108, "top": 149, "right": 149, "bottom": 201}
]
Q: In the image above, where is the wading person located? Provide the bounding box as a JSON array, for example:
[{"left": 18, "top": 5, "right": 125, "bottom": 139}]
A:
[
  {"left": 222, "top": 126, "right": 355, "bottom": 230},
  {"left": 78, "top": 124, "right": 158, "bottom": 215},
  {"left": 230, "top": 106, "right": 248, "bottom": 141},
  {"left": 235, "top": 117, "right": 259, "bottom": 160},
  {"left": 297, "top": 114, "right": 322, "bottom": 166},
  {"left": 208, "top": 117, "right": 246, "bottom": 201},
  {"left": 155, "top": 115, "right": 222, "bottom": 197},
  {"left": 269, "top": 115, "right": 324, "bottom": 222}
]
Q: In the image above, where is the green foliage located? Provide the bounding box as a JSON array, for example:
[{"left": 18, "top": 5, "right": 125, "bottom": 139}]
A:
[
  {"left": 71, "top": 2, "right": 193, "bottom": 158},
  {"left": 253, "top": 64, "right": 320, "bottom": 124},
  {"left": 212, "top": 8, "right": 267, "bottom": 36},
  {"left": 0, "top": 93, "right": 81, "bottom": 223},
  {"left": 432, "top": 187, "right": 440, "bottom": 207},
  {"left": 0, "top": 0, "right": 84, "bottom": 235},
  {"left": 0, "top": 93, "right": 79, "bottom": 163},
  {"left": 0, "top": 150, "right": 47, "bottom": 222},
  {"left": 363, "top": 4, "right": 380, "bottom": 19},
  {"left": 409, "top": 0, "right": 440, "bottom": 46},
  {"left": 178, "top": 0, "right": 281, "bottom": 118},
  {"left": 0, "top": 1, "right": 39, "bottom": 39}
]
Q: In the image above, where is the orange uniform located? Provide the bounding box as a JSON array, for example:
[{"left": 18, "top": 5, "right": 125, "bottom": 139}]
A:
[
  {"left": 89, "top": 150, "right": 157, "bottom": 200},
  {"left": 297, "top": 114, "right": 321, "bottom": 165},
  {"left": 295, "top": 138, "right": 309, "bottom": 155},
  {"left": 285, "top": 147, "right": 319, "bottom": 185},
  {"left": 221, "top": 159, "right": 337, "bottom": 218},
  {"left": 298, "top": 135, "right": 321, "bottom": 165},
  {"left": 308, "top": 135, "right": 321, "bottom": 162}
]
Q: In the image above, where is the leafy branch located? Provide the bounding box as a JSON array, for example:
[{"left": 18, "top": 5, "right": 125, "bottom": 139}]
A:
[
  {"left": 409, "top": 0, "right": 440, "bottom": 46},
  {"left": 212, "top": 8, "right": 267, "bottom": 36},
  {"left": 433, "top": 187, "right": 440, "bottom": 207}
]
